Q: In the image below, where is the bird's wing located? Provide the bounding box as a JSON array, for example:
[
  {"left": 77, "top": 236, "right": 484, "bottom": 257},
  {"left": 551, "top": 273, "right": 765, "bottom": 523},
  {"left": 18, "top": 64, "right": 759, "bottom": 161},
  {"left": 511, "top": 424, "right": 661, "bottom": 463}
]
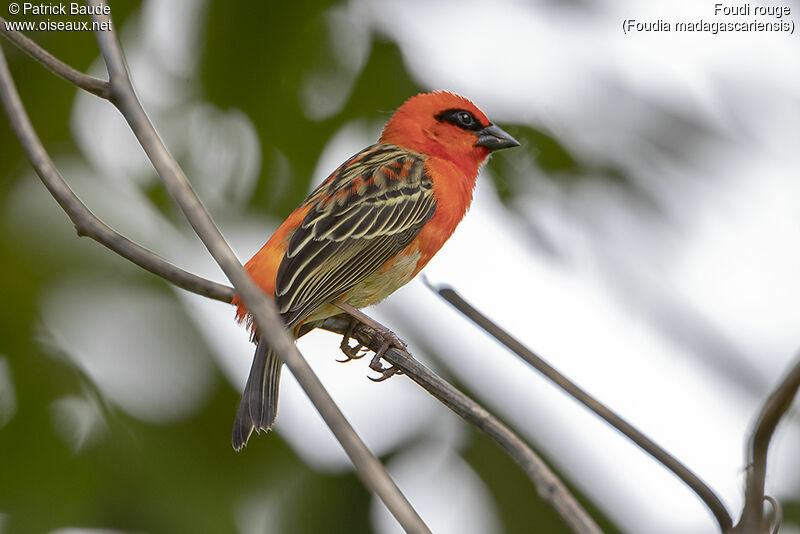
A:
[{"left": 275, "top": 144, "right": 436, "bottom": 327}]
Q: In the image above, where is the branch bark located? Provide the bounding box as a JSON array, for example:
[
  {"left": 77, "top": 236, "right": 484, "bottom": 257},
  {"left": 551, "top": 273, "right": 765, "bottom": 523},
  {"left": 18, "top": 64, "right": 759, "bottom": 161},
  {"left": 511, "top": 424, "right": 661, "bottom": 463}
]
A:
[
  {"left": 734, "top": 354, "right": 800, "bottom": 534},
  {"left": 320, "top": 316, "right": 604, "bottom": 534},
  {"left": 431, "top": 284, "right": 734, "bottom": 532},
  {"left": 0, "top": 16, "right": 109, "bottom": 97}
]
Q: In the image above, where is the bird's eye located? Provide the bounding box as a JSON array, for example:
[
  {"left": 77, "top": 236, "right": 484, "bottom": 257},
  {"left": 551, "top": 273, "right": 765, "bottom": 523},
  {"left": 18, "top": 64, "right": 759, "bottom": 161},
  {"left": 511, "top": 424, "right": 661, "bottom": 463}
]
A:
[
  {"left": 458, "top": 112, "right": 473, "bottom": 126},
  {"left": 435, "top": 109, "right": 483, "bottom": 131}
]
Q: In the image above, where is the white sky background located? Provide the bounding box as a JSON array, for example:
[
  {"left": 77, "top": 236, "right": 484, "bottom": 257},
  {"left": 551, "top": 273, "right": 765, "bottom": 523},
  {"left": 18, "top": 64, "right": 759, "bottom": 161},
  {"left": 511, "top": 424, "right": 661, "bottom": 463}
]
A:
[{"left": 13, "top": 0, "right": 798, "bottom": 533}]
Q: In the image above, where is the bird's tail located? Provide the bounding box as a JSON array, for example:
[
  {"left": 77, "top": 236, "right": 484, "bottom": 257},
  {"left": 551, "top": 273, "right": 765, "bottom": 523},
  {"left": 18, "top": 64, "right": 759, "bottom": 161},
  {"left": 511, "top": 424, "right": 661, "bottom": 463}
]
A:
[{"left": 232, "top": 336, "right": 283, "bottom": 451}]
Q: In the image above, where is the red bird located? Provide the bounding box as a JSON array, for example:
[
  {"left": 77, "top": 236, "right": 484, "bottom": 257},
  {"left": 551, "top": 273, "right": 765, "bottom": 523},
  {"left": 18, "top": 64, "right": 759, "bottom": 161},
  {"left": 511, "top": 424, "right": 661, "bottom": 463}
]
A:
[{"left": 232, "top": 91, "right": 519, "bottom": 450}]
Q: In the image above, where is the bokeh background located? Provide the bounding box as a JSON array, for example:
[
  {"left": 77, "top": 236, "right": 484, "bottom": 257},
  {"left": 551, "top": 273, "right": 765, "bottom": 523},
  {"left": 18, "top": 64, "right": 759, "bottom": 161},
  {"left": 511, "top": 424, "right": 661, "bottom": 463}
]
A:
[{"left": 1, "top": 0, "right": 799, "bottom": 533}]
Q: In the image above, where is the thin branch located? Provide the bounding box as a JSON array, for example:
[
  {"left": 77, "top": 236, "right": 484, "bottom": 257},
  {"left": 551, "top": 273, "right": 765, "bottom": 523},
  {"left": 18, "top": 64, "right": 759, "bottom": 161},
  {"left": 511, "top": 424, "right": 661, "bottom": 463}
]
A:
[
  {"left": 0, "top": 16, "right": 109, "bottom": 98},
  {"left": 0, "top": 43, "right": 233, "bottom": 303},
  {"left": 734, "top": 354, "right": 800, "bottom": 533},
  {"left": 431, "top": 284, "right": 734, "bottom": 532},
  {"left": 320, "top": 316, "right": 605, "bottom": 534},
  {"left": 83, "top": 3, "right": 429, "bottom": 532}
]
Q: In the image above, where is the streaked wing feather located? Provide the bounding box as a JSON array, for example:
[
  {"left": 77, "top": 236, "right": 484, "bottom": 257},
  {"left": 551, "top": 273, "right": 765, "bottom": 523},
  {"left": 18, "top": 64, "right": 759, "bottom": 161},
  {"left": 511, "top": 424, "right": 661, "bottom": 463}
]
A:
[
  {"left": 280, "top": 234, "right": 408, "bottom": 325},
  {"left": 275, "top": 144, "right": 435, "bottom": 327}
]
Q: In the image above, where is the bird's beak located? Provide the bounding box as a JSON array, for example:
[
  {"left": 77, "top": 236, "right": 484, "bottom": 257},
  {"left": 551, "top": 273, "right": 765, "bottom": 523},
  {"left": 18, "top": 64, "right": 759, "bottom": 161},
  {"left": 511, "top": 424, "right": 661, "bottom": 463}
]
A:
[{"left": 475, "top": 124, "right": 520, "bottom": 151}]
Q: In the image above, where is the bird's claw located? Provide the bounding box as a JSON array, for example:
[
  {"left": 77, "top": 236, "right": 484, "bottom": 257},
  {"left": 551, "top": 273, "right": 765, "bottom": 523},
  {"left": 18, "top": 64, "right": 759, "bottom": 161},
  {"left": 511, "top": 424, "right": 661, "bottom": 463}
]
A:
[
  {"left": 367, "top": 339, "right": 404, "bottom": 382},
  {"left": 338, "top": 317, "right": 367, "bottom": 363},
  {"left": 368, "top": 364, "right": 401, "bottom": 382},
  {"left": 336, "top": 351, "right": 364, "bottom": 364},
  {"left": 336, "top": 343, "right": 366, "bottom": 363}
]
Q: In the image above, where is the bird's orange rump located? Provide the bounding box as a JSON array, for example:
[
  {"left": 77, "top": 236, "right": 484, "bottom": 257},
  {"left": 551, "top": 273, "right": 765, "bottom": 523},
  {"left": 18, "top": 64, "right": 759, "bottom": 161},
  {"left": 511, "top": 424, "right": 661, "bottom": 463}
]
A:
[{"left": 231, "top": 204, "right": 311, "bottom": 333}]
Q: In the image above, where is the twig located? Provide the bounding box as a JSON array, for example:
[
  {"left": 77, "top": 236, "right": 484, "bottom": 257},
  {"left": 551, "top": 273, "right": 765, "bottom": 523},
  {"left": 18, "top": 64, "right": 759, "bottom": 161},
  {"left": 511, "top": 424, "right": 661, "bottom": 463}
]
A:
[
  {"left": 82, "top": 2, "right": 429, "bottom": 532},
  {"left": 0, "top": 16, "right": 109, "bottom": 97},
  {"left": 734, "top": 354, "right": 800, "bottom": 533},
  {"left": 320, "top": 316, "right": 605, "bottom": 534},
  {"left": 431, "top": 284, "right": 734, "bottom": 532},
  {"left": 0, "top": 43, "right": 233, "bottom": 303}
]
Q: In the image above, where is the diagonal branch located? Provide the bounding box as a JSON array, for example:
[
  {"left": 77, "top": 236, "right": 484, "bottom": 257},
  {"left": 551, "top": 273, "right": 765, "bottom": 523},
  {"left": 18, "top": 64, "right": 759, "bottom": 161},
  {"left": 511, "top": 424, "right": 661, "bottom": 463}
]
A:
[
  {"left": 430, "top": 284, "right": 734, "bottom": 532},
  {"left": 320, "top": 316, "right": 605, "bottom": 534},
  {"left": 0, "top": 43, "right": 233, "bottom": 303},
  {"left": 0, "top": 16, "right": 109, "bottom": 98},
  {"left": 734, "top": 354, "right": 800, "bottom": 533},
  {"left": 82, "top": 2, "right": 429, "bottom": 532}
]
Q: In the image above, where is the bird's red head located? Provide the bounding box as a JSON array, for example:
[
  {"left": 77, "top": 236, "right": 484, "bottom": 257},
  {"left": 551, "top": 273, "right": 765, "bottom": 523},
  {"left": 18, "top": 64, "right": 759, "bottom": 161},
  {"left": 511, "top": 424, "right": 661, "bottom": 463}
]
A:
[{"left": 379, "top": 91, "right": 519, "bottom": 177}]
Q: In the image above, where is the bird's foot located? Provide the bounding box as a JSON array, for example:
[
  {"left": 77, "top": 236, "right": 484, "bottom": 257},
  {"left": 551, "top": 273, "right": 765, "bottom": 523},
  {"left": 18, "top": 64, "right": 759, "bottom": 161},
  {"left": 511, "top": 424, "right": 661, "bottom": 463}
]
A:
[
  {"left": 332, "top": 299, "right": 407, "bottom": 382},
  {"left": 337, "top": 317, "right": 367, "bottom": 363}
]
